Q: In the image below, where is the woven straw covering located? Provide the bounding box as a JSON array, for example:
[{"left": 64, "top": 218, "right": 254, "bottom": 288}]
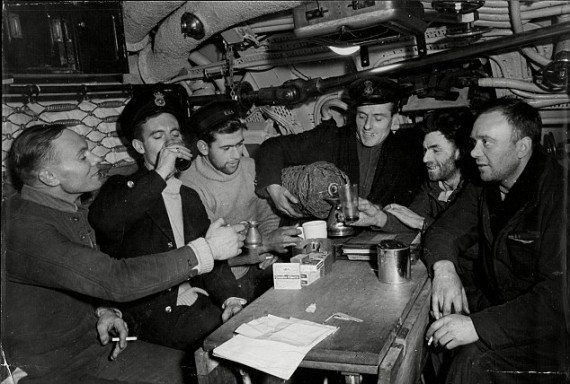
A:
[{"left": 281, "top": 161, "right": 350, "bottom": 219}]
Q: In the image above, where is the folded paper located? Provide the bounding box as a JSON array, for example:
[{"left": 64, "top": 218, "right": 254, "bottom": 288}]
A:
[{"left": 213, "top": 315, "right": 337, "bottom": 380}]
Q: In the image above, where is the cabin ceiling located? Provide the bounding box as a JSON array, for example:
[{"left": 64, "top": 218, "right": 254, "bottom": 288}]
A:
[
  {"left": 2, "top": 1, "right": 569, "bottom": 136},
  {"left": 119, "top": 1, "right": 569, "bottom": 112}
]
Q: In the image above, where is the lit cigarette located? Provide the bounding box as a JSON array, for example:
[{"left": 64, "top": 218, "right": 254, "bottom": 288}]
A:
[
  {"left": 111, "top": 336, "right": 138, "bottom": 342},
  {"left": 427, "top": 336, "right": 433, "bottom": 346}
]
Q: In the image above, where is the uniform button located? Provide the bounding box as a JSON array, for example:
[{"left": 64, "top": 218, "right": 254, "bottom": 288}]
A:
[
  {"left": 127, "top": 180, "right": 135, "bottom": 188},
  {"left": 71, "top": 217, "right": 79, "bottom": 222},
  {"left": 165, "top": 306, "right": 172, "bottom": 313},
  {"left": 167, "top": 242, "right": 174, "bottom": 248},
  {"left": 80, "top": 235, "right": 86, "bottom": 240},
  {"left": 168, "top": 288, "right": 172, "bottom": 292}
]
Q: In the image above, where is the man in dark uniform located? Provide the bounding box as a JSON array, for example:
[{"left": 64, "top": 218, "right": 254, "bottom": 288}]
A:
[
  {"left": 254, "top": 76, "right": 425, "bottom": 218},
  {"left": 89, "top": 88, "right": 246, "bottom": 353}
]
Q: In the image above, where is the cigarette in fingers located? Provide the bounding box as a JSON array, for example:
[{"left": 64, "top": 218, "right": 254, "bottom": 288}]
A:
[
  {"left": 111, "top": 336, "right": 137, "bottom": 342},
  {"left": 427, "top": 336, "right": 433, "bottom": 346}
]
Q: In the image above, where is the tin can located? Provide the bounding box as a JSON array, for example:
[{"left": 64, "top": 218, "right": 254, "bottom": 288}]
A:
[{"left": 377, "top": 240, "right": 411, "bottom": 284}]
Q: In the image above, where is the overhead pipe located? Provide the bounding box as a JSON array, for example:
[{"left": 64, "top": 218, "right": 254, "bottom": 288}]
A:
[
  {"left": 0, "top": 83, "right": 228, "bottom": 104},
  {"left": 235, "top": 21, "right": 570, "bottom": 107},
  {"left": 477, "top": 78, "right": 563, "bottom": 94},
  {"left": 479, "top": 4, "right": 570, "bottom": 21},
  {"left": 508, "top": 0, "right": 551, "bottom": 67}
]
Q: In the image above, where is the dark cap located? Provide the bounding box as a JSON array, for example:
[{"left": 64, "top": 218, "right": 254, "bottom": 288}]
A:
[
  {"left": 186, "top": 100, "right": 244, "bottom": 139},
  {"left": 119, "top": 87, "right": 189, "bottom": 143},
  {"left": 346, "top": 76, "right": 402, "bottom": 107}
]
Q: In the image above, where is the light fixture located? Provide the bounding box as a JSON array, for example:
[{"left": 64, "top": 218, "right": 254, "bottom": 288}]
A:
[
  {"left": 328, "top": 45, "right": 360, "bottom": 56},
  {"left": 181, "top": 12, "right": 205, "bottom": 40}
]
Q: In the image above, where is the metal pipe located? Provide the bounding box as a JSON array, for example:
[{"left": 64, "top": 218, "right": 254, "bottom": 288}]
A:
[
  {"left": 0, "top": 83, "right": 229, "bottom": 105},
  {"left": 509, "top": 0, "right": 551, "bottom": 67}
]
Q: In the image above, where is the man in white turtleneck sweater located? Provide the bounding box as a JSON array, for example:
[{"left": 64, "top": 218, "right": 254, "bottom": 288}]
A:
[{"left": 180, "top": 101, "right": 301, "bottom": 301}]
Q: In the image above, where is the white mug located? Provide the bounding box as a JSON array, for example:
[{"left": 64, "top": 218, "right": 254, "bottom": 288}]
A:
[{"left": 297, "top": 220, "right": 327, "bottom": 240}]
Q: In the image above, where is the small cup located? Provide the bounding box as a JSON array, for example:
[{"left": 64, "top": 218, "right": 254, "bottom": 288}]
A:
[
  {"left": 339, "top": 183, "right": 359, "bottom": 224},
  {"left": 297, "top": 220, "right": 327, "bottom": 239}
]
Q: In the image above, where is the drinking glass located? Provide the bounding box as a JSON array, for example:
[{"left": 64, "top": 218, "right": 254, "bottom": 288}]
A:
[{"left": 339, "top": 183, "right": 359, "bottom": 224}]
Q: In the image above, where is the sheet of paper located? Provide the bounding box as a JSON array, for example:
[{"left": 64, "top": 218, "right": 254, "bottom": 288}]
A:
[{"left": 213, "top": 315, "right": 337, "bottom": 380}]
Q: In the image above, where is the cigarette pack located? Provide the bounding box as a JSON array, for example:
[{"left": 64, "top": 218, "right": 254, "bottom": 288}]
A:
[
  {"left": 291, "top": 252, "right": 327, "bottom": 286},
  {"left": 272, "top": 263, "right": 302, "bottom": 290}
]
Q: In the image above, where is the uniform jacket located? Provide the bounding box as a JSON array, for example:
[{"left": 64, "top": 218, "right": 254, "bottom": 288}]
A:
[
  {"left": 255, "top": 120, "right": 425, "bottom": 207},
  {"left": 2, "top": 186, "right": 203, "bottom": 380},
  {"left": 424, "top": 150, "right": 568, "bottom": 354},
  {"left": 88, "top": 168, "right": 241, "bottom": 318}
]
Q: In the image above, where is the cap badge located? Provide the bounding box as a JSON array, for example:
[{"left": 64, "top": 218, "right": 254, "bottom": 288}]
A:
[
  {"left": 363, "top": 80, "right": 374, "bottom": 96},
  {"left": 154, "top": 92, "right": 166, "bottom": 107}
]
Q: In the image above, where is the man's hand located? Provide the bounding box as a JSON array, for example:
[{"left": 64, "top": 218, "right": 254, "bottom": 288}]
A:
[
  {"left": 96, "top": 307, "right": 129, "bottom": 361},
  {"left": 426, "top": 314, "right": 479, "bottom": 350},
  {"left": 154, "top": 140, "right": 192, "bottom": 181},
  {"left": 431, "top": 260, "right": 470, "bottom": 319},
  {"left": 205, "top": 218, "right": 246, "bottom": 260},
  {"left": 263, "top": 225, "right": 302, "bottom": 253},
  {"left": 349, "top": 198, "right": 388, "bottom": 227},
  {"left": 266, "top": 184, "right": 303, "bottom": 218},
  {"left": 384, "top": 203, "right": 425, "bottom": 230},
  {"left": 221, "top": 298, "right": 244, "bottom": 322}
]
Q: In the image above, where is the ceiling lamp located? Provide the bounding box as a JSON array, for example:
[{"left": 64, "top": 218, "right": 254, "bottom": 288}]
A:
[{"left": 328, "top": 45, "right": 360, "bottom": 55}]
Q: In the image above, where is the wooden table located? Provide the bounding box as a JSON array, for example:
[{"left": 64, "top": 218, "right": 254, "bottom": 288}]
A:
[{"left": 195, "top": 254, "right": 431, "bottom": 384}]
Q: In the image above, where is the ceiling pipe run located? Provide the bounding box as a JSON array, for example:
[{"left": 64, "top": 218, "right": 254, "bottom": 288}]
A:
[{"left": 235, "top": 21, "right": 570, "bottom": 107}]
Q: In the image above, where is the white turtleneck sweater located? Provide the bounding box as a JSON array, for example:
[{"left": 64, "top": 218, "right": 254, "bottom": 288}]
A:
[{"left": 179, "top": 156, "right": 280, "bottom": 279}]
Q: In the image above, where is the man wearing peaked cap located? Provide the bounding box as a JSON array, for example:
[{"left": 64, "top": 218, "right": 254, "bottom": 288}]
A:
[
  {"left": 89, "top": 89, "right": 248, "bottom": 353},
  {"left": 179, "top": 100, "right": 302, "bottom": 301},
  {"left": 254, "top": 75, "right": 425, "bottom": 218},
  {"left": 185, "top": 99, "right": 243, "bottom": 140},
  {"left": 119, "top": 87, "right": 190, "bottom": 145},
  {"left": 346, "top": 76, "right": 404, "bottom": 107}
]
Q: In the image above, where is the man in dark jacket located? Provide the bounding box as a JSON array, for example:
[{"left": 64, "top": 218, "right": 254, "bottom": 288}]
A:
[
  {"left": 3, "top": 124, "right": 245, "bottom": 383},
  {"left": 351, "top": 108, "right": 476, "bottom": 234},
  {"left": 255, "top": 76, "right": 424, "bottom": 218},
  {"left": 89, "top": 89, "right": 246, "bottom": 352},
  {"left": 424, "top": 98, "right": 569, "bottom": 383}
]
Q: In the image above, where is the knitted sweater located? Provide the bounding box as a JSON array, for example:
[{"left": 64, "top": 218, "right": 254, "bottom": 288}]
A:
[{"left": 179, "top": 156, "right": 280, "bottom": 279}]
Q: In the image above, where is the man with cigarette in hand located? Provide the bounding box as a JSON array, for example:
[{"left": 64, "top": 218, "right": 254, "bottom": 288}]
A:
[
  {"left": 89, "top": 89, "right": 247, "bottom": 352},
  {"left": 422, "top": 98, "right": 568, "bottom": 383},
  {"left": 2, "top": 123, "right": 245, "bottom": 383}
]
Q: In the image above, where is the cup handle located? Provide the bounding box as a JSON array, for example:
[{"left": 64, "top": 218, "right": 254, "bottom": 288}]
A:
[{"left": 297, "top": 226, "right": 305, "bottom": 240}]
